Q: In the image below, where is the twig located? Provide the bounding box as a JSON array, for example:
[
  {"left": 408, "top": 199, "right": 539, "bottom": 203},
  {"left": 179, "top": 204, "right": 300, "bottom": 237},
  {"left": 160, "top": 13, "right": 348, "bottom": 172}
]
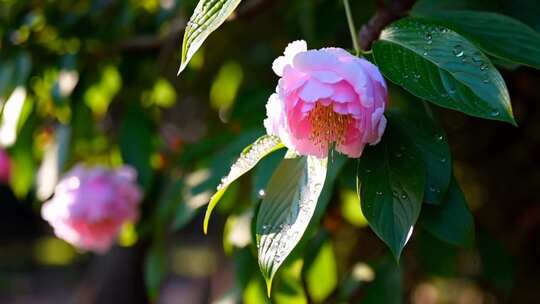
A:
[
  {"left": 358, "top": 0, "right": 416, "bottom": 50},
  {"left": 343, "top": 0, "right": 360, "bottom": 56}
]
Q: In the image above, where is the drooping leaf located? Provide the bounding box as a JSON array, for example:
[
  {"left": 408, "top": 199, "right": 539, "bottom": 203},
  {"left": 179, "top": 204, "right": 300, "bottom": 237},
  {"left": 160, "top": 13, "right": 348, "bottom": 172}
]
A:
[
  {"left": 178, "top": 0, "right": 243, "bottom": 74},
  {"left": 411, "top": 9, "right": 540, "bottom": 69},
  {"left": 373, "top": 18, "right": 515, "bottom": 124},
  {"left": 358, "top": 123, "right": 425, "bottom": 260},
  {"left": 388, "top": 105, "right": 451, "bottom": 205},
  {"left": 203, "top": 135, "right": 284, "bottom": 234},
  {"left": 420, "top": 177, "right": 475, "bottom": 247},
  {"left": 256, "top": 155, "right": 327, "bottom": 294}
]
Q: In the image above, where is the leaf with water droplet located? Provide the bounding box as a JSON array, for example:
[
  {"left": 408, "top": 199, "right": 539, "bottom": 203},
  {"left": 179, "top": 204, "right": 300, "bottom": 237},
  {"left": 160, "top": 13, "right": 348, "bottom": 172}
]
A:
[
  {"left": 256, "top": 155, "right": 327, "bottom": 295},
  {"left": 419, "top": 177, "right": 475, "bottom": 247},
  {"left": 357, "top": 122, "right": 426, "bottom": 260},
  {"left": 374, "top": 18, "right": 515, "bottom": 125},
  {"left": 387, "top": 105, "right": 451, "bottom": 205},
  {"left": 203, "top": 135, "right": 284, "bottom": 234},
  {"left": 452, "top": 45, "right": 464, "bottom": 57},
  {"left": 411, "top": 9, "right": 540, "bottom": 70}
]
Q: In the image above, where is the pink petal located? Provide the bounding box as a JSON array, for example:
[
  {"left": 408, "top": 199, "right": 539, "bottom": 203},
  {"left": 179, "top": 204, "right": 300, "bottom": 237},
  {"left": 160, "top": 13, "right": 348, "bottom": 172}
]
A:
[
  {"left": 293, "top": 50, "right": 341, "bottom": 72},
  {"left": 333, "top": 103, "right": 349, "bottom": 114},
  {"left": 332, "top": 81, "right": 357, "bottom": 103},
  {"left": 310, "top": 71, "right": 343, "bottom": 84},
  {"left": 298, "top": 79, "right": 334, "bottom": 102}
]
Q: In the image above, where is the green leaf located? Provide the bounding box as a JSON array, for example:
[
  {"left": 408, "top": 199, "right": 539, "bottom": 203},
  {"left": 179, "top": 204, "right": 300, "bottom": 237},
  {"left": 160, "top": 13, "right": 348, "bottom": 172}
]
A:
[
  {"left": 256, "top": 155, "right": 328, "bottom": 295},
  {"left": 411, "top": 9, "right": 540, "bottom": 69},
  {"left": 420, "top": 177, "right": 475, "bottom": 247},
  {"left": 119, "top": 105, "right": 154, "bottom": 189},
  {"left": 303, "top": 234, "right": 338, "bottom": 303},
  {"left": 203, "top": 135, "right": 284, "bottom": 234},
  {"left": 178, "top": 0, "right": 243, "bottom": 74},
  {"left": 373, "top": 18, "right": 515, "bottom": 125},
  {"left": 388, "top": 105, "right": 451, "bottom": 205},
  {"left": 358, "top": 123, "right": 425, "bottom": 260}
]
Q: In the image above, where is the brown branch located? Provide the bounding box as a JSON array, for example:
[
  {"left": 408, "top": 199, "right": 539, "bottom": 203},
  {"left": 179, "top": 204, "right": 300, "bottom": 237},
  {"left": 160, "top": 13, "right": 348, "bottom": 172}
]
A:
[{"left": 359, "top": 0, "right": 416, "bottom": 51}]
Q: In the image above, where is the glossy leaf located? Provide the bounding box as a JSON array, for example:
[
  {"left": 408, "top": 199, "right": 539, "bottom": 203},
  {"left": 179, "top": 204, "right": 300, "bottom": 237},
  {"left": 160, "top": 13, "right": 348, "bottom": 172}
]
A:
[
  {"left": 256, "top": 155, "right": 327, "bottom": 294},
  {"left": 358, "top": 123, "right": 426, "bottom": 260},
  {"left": 178, "top": 0, "right": 243, "bottom": 74},
  {"left": 373, "top": 18, "right": 515, "bottom": 124},
  {"left": 203, "top": 135, "right": 284, "bottom": 234},
  {"left": 420, "top": 178, "right": 475, "bottom": 247},
  {"left": 388, "top": 106, "right": 451, "bottom": 205},
  {"left": 412, "top": 9, "right": 540, "bottom": 69}
]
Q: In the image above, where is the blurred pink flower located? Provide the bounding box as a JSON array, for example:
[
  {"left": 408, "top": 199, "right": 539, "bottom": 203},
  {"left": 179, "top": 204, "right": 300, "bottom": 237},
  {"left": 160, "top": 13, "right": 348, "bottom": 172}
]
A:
[
  {"left": 41, "top": 165, "right": 142, "bottom": 253},
  {"left": 0, "top": 148, "right": 10, "bottom": 184},
  {"left": 264, "top": 40, "right": 388, "bottom": 158}
]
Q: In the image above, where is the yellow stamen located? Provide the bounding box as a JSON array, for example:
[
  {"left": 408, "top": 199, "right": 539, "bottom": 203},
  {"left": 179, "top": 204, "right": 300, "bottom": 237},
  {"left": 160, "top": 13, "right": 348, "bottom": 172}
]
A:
[{"left": 308, "top": 103, "right": 352, "bottom": 149}]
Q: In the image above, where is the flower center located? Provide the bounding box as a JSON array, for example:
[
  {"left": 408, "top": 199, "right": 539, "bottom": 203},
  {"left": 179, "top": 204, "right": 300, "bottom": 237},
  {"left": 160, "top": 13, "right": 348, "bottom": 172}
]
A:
[{"left": 308, "top": 102, "right": 352, "bottom": 148}]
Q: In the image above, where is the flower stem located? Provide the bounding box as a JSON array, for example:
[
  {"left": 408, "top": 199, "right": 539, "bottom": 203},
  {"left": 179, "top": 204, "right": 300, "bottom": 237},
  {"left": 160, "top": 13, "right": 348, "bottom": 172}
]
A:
[{"left": 343, "top": 0, "right": 360, "bottom": 56}]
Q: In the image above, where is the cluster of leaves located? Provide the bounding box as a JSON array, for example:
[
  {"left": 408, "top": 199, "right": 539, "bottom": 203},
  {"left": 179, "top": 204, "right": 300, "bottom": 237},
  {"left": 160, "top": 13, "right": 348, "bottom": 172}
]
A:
[{"left": 181, "top": 0, "right": 540, "bottom": 300}]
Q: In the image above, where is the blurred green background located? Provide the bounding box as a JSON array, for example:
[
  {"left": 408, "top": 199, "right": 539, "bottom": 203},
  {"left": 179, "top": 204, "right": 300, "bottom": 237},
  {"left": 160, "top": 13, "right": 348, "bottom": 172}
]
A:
[{"left": 0, "top": 0, "right": 539, "bottom": 303}]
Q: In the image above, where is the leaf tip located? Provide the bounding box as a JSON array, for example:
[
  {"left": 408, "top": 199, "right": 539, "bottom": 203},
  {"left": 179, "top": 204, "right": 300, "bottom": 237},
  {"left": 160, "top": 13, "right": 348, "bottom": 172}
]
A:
[
  {"left": 203, "top": 211, "right": 210, "bottom": 235},
  {"left": 177, "top": 63, "right": 186, "bottom": 76},
  {"left": 265, "top": 277, "right": 273, "bottom": 298}
]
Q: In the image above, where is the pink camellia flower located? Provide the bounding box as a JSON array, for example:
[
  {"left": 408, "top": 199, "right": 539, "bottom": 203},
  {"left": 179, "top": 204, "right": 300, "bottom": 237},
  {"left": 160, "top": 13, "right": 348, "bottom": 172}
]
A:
[
  {"left": 0, "top": 148, "right": 10, "bottom": 184},
  {"left": 264, "top": 40, "right": 388, "bottom": 158},
  {"left": 41, "top": 165, "right": 142, "bottom": 253}
]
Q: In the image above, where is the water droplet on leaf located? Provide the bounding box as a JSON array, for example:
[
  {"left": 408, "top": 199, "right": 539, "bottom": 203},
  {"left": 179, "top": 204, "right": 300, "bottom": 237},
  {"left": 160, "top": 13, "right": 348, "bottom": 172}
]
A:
[{"left": 453, "top": 45, "right": 464, "bottom": 57}]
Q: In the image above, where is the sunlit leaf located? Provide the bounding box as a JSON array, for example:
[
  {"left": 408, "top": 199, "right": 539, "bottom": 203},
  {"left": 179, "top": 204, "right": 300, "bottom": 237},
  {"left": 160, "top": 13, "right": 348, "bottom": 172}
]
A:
[
  {"left": 178, "top": 0, "right": 243, "bottom": 74},
  {"left": 373, "top": 18, "right": 515, "bottom": 124},
  {"left": 203, "top": 134, "right": 284, "bottom": 234},
  {"left": 256, "top": 155, "right": 327, "bottom": 294}
]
